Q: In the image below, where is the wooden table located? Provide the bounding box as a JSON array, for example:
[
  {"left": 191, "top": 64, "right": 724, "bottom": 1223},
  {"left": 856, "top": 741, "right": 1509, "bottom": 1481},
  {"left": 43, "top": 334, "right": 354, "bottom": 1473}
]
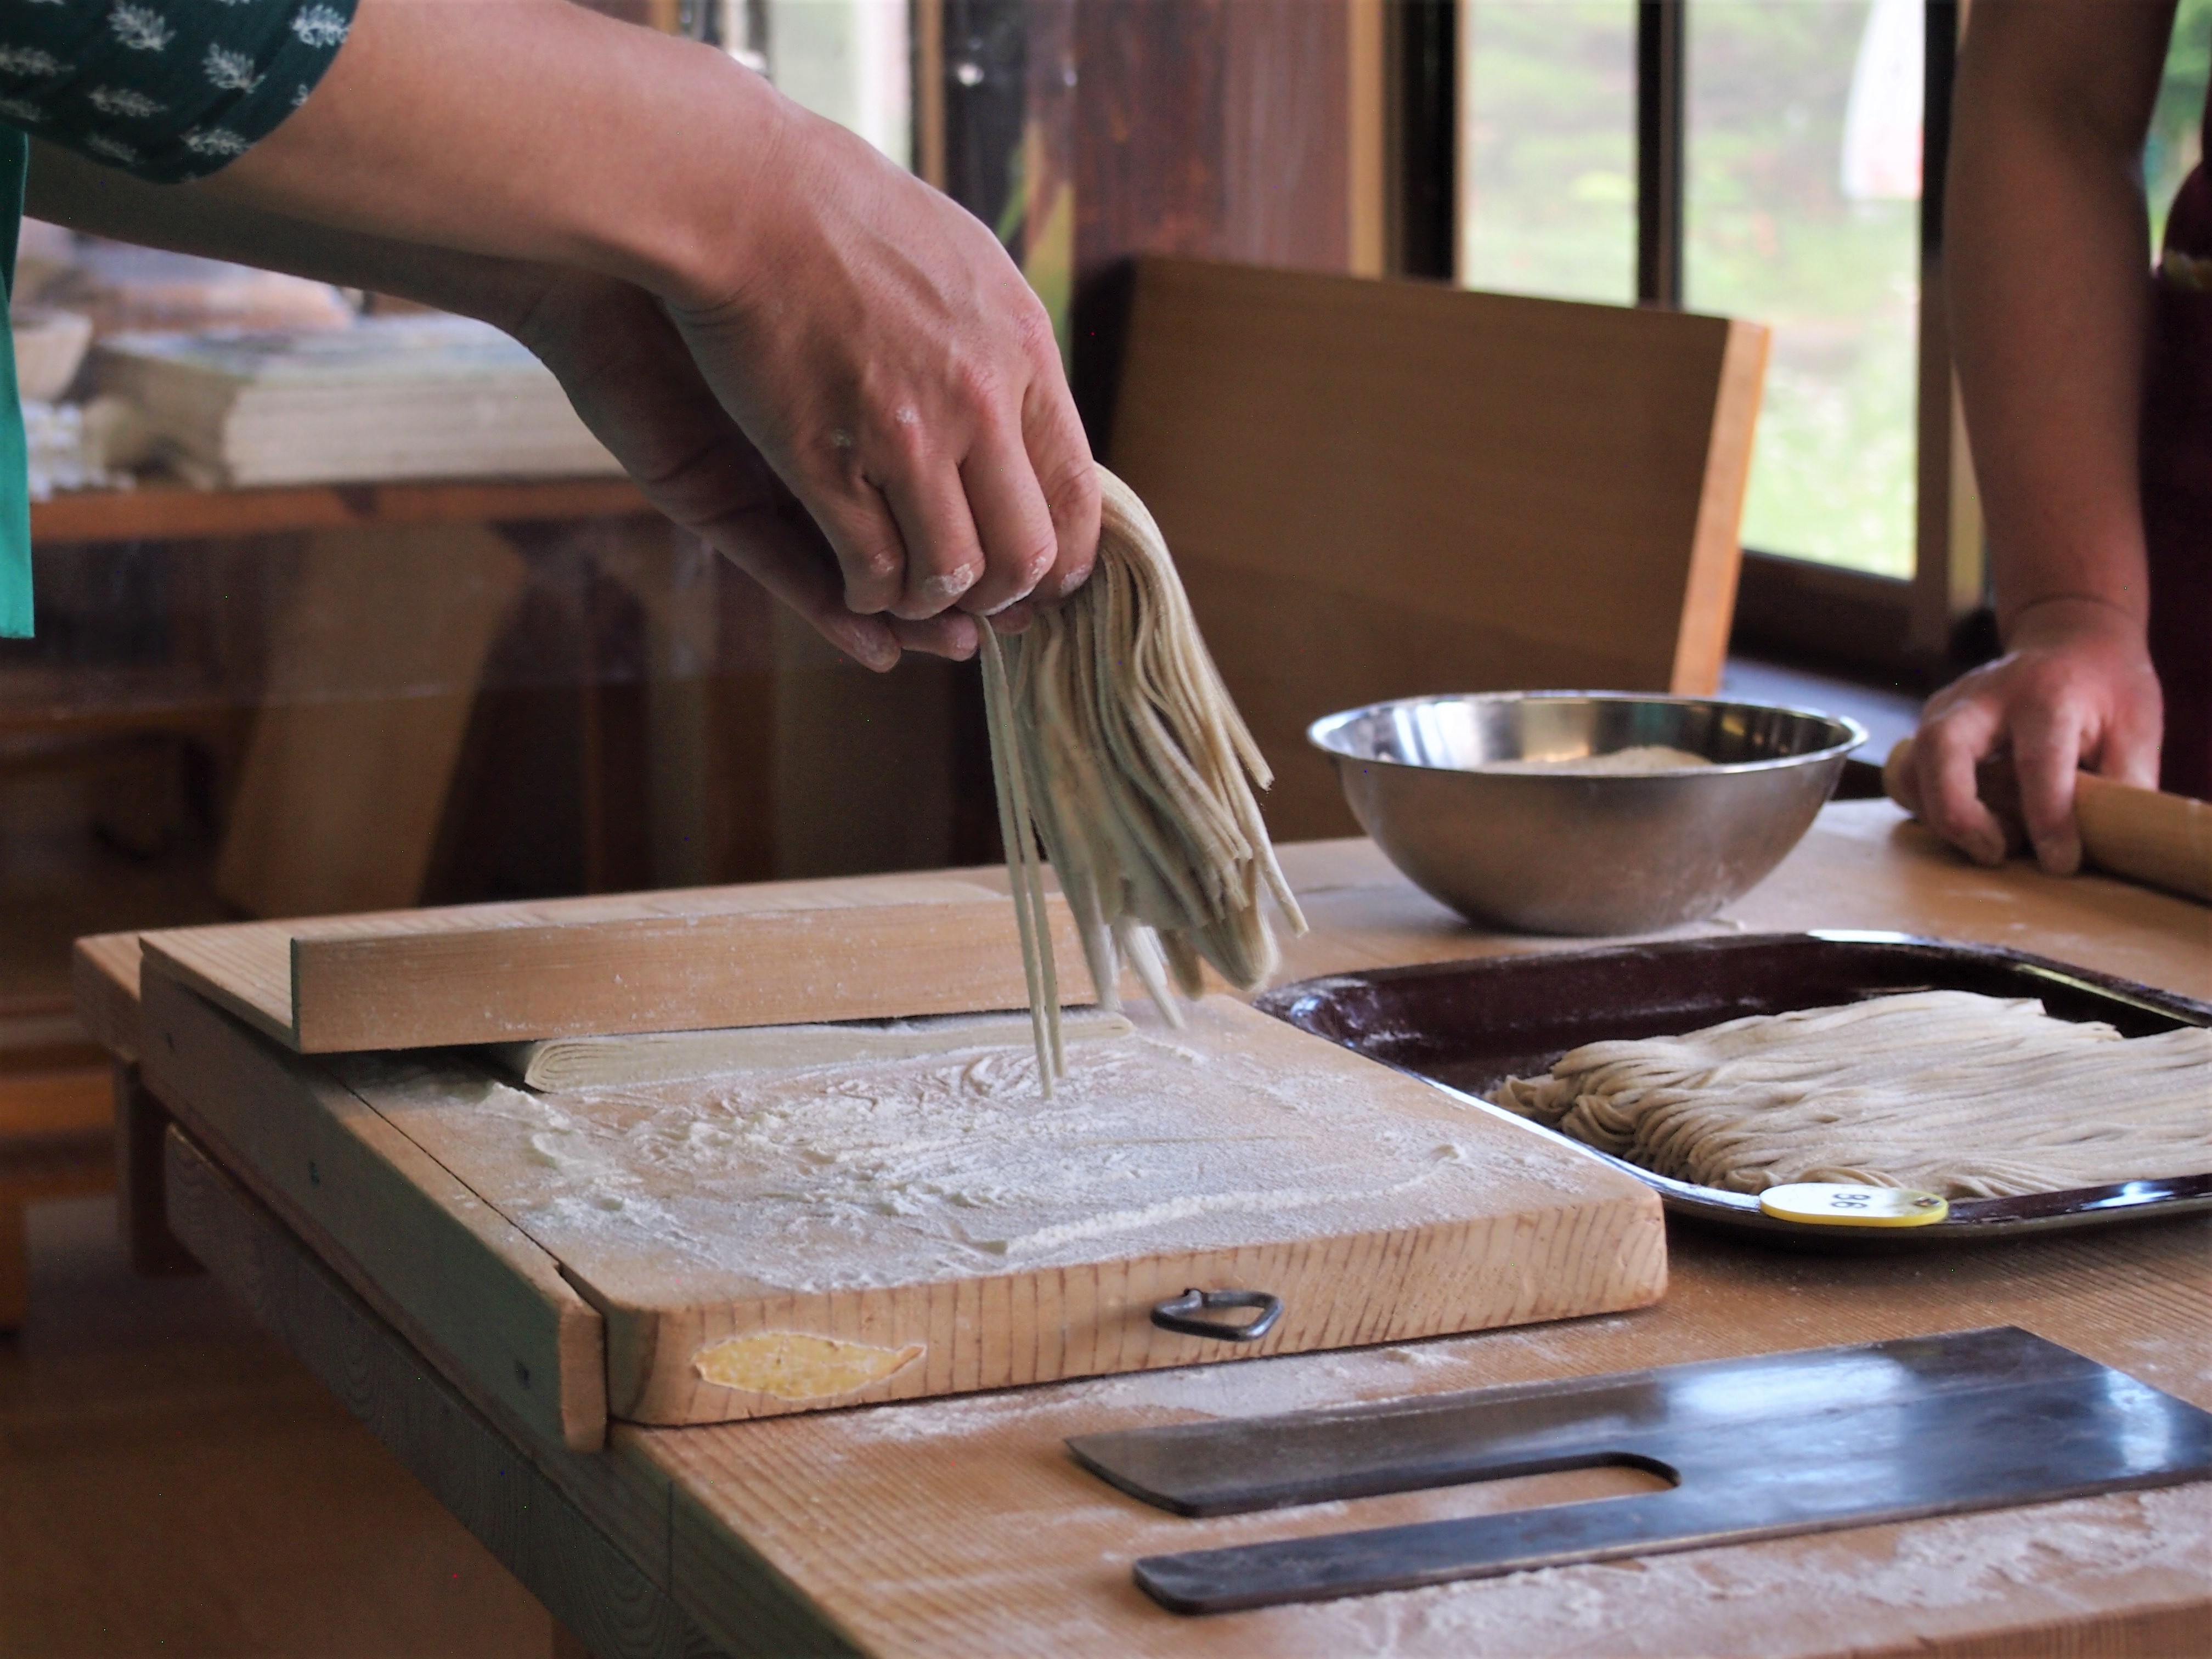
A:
[{"left": 74, "top": 803, "right": 2212, "bottom": 1658}]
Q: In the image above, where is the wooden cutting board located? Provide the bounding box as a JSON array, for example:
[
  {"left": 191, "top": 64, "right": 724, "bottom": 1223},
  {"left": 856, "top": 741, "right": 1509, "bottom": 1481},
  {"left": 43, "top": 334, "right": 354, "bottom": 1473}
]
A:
[{"left": 138, "top": 973, "right": 1665, "bottom": 1438}]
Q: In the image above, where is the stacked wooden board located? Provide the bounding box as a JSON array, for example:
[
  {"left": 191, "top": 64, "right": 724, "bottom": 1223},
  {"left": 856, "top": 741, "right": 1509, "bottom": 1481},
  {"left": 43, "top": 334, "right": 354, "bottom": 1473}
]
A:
[
  {"left": 127, "top": 878, "right": 1668, "bottom": 1449},
  {"left": 90, "top": 315, "right": 625, "bottom": 487}
]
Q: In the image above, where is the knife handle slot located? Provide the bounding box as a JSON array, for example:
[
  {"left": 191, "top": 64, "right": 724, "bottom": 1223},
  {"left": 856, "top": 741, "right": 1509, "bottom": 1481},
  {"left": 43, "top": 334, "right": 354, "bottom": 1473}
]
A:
[{"left": 1152, "top": 1288, "right": 1283, "bottom": 1342}]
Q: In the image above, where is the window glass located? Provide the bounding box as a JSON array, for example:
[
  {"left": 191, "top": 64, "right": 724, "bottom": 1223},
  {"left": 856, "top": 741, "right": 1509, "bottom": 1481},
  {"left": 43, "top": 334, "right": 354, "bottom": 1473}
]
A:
[
  {"left": 2149, "top": 0, "right": 2210, "bottom": 253},
  {"left": 755, "top": 0, "right": 911, "bottom": 167},
  {"left": 1687, "top": 0, "right": 1920, "bottom": 579},
  {"left": 1459, "top": 3, "right": 1638, "bottom": 304}
]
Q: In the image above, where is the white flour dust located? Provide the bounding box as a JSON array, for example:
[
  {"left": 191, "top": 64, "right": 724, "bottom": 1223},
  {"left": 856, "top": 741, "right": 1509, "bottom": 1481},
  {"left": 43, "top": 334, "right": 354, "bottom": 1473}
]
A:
[
  {"left": 795, "top": 1332, "right": 2212, "bottom": 1654},
  {"left": 359, "top": 1003, "right": 1535, "bottom": 1296},
  {"left": 1300, "top": 1485, "right": 2212, "bottom": 1657}
]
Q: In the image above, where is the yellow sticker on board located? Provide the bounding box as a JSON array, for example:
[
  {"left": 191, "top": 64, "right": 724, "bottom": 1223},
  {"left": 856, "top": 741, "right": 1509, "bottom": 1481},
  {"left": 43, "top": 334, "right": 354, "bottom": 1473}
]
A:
[
  {"left": 693, "top": 1331, "right": 924, "bottom": 1401},
  {"left": 1759, "top": 1183, "right": 1950, "bottom": 1228}
]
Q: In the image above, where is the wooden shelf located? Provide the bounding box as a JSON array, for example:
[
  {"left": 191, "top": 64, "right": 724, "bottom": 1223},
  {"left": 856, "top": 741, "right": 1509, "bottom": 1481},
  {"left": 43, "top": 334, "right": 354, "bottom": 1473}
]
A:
[{"left": 31, "top": 475, "right": 656, "bottom": 546}]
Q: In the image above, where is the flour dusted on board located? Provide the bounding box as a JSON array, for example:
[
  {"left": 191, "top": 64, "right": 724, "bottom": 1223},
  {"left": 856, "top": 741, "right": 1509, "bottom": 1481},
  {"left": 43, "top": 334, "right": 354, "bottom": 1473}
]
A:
[{"left": 347, "top": 1000, "right": 1578, "bottom": 1297}]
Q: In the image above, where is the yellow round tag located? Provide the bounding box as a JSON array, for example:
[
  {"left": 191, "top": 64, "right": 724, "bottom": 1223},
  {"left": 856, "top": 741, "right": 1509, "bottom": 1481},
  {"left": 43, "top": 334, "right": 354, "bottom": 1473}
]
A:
[{"left": 1758, "top": 1183, "right": 1950, "bottom": 1228}]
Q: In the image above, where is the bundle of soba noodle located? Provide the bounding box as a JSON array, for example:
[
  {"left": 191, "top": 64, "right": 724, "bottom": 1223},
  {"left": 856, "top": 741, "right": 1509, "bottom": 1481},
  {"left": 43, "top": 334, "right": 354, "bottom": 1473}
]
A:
[
  {"left": 978, "top": 467, "right": 1307, "bottom": 1093},
  {"left": 1494, "top": 990, "right": 2212, "bottom": 1198}
]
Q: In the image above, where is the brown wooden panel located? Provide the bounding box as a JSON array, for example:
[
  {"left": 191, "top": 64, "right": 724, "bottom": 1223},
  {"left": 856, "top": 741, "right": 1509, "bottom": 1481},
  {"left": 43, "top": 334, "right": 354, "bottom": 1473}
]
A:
[
  {"left": 1072, "top": 0, "right": 1350, "bottom": 273},
  {"left": 1172, "top": 553, "right": 1660, "bottom": 839},
  {"left": 1070, "top": 0, "right": 1357, "bottom": 435},
  {"left": 213, "top": 524, "right": 528, "bottom": 919},
  {"left": 1222, "top": 0, "right": 1352, "bottom": 270},
  {"left": 139, "top": 972, "right": 610, "bottom": 1451},
  {"left": 161, "top": 1128, "right": 752, "bottom": 1659},
  {"left": 1109, "top": 257, "right": 1765, "bottom": 839}
]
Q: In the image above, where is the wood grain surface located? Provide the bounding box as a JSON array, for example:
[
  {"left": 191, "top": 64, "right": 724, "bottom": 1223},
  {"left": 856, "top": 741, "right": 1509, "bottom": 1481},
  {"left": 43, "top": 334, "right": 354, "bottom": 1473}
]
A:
[
  {"left": 583, "top": 808, "right": 2212, "bottom": 1654},
  {"left": 138, "top": 970, "right": 608, "bottom": 1450},
  {"left": 1883, "top": 736, "right": 2212, "bottom": 905},
  {"left": 69, "top": 931, "right": 142, "bottom": 1065},
  {"left": 139, "top": 876, "right": 1094, "bottom": 1053},
  {"left": 628, "top": 1211, "right": 2210, "bottom": 1659},
  {"left": 2074, "top": 774, "right": 2212, "bottom": 902},
  {"left": 1267, "top": 803, "right": 2212, "bottom": 1002},
  {"left": 161, "top": 1128, "right": 761, "bottom": 1659},
  {"left": 1067, "top": 3, "right": 1360, "bottom": 437},
  {"left": 28, "top": 474, "right": 651, "bottom": 546},
  {"left": 77, "top": 800, "right": 2212, "bottom": 1656},
  {"left": 321, "top": 996, "right": 1663, "bottom": 1426},
  {"left": 214, "top": 523, "right": 528, "bottom": 921},
  {"left": 1108, "top": 257, "right": 1769, "bottom": 838}
]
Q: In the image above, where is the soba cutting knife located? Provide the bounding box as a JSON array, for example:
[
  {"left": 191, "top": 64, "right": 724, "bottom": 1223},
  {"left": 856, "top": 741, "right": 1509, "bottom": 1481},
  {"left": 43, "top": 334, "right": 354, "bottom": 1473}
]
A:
[{"left": 1066, "top": 1326, "right": 2212, "bottom": 1615}]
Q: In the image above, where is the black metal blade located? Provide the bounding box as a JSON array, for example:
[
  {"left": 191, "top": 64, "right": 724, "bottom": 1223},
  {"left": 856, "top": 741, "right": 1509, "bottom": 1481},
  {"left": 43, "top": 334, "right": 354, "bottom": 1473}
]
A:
[{"left": 1065, "top": 1328, "right": 2212, "bottom": 1616}]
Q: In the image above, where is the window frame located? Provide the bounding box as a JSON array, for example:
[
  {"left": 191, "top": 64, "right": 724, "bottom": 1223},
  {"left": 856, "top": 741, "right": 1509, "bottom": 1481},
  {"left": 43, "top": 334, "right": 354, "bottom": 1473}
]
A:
[{"left": 1421, "top": 0, "right": 1981, "bottom": 684}]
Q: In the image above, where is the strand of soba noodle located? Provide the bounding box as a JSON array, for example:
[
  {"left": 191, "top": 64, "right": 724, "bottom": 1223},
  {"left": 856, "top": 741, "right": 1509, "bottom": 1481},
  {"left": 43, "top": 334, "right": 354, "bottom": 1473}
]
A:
[
  {"left": 979, "top": 466, "right": 1307, "bottom": 1087},
  {"left": 979, "top": 624, "right": 1063, "bottom": 1094},
  {"left": 1493, "top": 990, "right": 2212, "bottom": 1199}
]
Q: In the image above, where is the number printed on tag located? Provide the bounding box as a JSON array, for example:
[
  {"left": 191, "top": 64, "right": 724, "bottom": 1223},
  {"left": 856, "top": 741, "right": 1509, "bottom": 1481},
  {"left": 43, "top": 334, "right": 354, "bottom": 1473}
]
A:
[{"left": 1759, "top": 1183, "right": 1950, "bottom": 1228}]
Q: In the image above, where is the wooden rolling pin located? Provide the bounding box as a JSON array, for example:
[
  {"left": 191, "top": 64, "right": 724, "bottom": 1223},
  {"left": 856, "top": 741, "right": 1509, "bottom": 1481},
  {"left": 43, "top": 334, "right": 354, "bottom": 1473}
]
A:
[{"left": 1884, "top": 737, "right": 2212, "bottom": 904}]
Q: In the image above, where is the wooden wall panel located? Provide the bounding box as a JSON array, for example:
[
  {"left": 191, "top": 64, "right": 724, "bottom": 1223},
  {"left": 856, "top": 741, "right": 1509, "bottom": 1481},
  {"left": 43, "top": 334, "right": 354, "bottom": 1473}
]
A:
[
  {"left": 215, "top": 524, "right": 526, "bottom": 919},
  {"left": 1070, "top": 0, "right": 1351, "bottom": 271},
  {"left": 906, "top": 0, "right": 1375, "bottom": 862},
  {"left": 1221, "top": 0, "right": 1352, "bottom": 270},
  {"left": 1110, "top": 258, "right": 1765, "bottom": 840},
  {"left": 1068, "top": 0, "right": 1359, "bottom": 437}
]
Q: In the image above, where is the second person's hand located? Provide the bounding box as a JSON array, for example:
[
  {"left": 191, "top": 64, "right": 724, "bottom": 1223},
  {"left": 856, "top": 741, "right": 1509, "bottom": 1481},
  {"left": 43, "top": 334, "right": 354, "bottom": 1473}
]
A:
[{"left": 1909, "top": 597, "right": 2163, "bottom": 873}]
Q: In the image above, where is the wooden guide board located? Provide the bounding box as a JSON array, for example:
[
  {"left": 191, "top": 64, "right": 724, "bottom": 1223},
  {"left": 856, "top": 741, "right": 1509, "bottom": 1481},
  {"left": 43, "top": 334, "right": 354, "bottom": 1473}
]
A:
[
  {"left": 136, "top": 969, "right": 1666, "bottom": 1433},
  {"left": 139, "top": 876, "right": 1096, "bottom": 1053}
]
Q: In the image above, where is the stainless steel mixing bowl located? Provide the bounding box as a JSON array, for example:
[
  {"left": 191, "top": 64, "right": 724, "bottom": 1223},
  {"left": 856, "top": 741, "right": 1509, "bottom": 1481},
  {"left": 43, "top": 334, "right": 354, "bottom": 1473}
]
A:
[{"left": 1307, "top": 692, "right": 1867, "bottom": 935}]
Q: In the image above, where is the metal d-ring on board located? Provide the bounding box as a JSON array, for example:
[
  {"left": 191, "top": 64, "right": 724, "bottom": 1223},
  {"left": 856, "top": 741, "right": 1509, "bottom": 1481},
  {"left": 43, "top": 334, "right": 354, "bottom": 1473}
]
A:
[{"left": 1150, "top": 1288, "right": 1283, "bottom": 1342}]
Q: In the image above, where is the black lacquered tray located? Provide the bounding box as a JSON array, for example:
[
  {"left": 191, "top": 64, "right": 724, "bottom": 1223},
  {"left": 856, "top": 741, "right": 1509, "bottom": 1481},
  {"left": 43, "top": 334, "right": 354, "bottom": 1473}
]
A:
[{"left": 1256, "top": 932, "right": 2212, "bottom": 1244}]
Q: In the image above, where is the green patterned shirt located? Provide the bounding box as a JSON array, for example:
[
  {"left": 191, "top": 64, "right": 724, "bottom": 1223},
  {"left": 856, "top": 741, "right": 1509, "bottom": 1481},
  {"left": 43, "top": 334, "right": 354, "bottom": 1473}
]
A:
[{"left": 0, "top": 0, "right": 359, "bottom": 636}]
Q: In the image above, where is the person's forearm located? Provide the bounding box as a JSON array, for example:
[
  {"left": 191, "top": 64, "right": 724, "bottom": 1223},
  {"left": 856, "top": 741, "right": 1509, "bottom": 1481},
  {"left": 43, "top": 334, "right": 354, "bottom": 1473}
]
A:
[
  {"left": 199, "top": 0, "right": 777, "bottom": 311},
  {"left": 26, "top": 140, "right": 552, "bottom": 334},
  {"left": 37, "top": 0, "right": 1098, "bottom": 645},
  {"left": 1946, "top": 0, "right": 2174, "bottom": 639}
]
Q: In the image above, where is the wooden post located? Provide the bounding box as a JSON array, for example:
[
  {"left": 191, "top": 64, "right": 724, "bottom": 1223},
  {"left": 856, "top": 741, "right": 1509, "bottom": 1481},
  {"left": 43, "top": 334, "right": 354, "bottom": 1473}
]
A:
[
  {"left": 1910, "top": 0, "right": 1982, "bottom": 665},
  {"left": 1070, "top": 0, "right": 1363, "bottom": 442},
  {"left": 116, "top": 1063, "right": 200, "bottom": 1278},
  {"left": 1349, "top": 0, "right": 1389, "bottom": 277},
  {"left": 0, "top": 1199, "right": 25, "bottom": 1331}
]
